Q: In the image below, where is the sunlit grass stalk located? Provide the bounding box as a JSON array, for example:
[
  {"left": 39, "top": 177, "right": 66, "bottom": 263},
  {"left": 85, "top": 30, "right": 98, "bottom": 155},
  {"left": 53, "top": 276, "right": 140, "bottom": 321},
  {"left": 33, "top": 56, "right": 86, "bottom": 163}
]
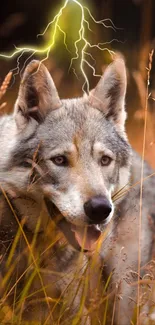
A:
[
  {"left": 0, "top": 186, "right": 53, "bottom": 321},
  {"left": 137, "top": 49, "right": 154, "bottom": 324}
]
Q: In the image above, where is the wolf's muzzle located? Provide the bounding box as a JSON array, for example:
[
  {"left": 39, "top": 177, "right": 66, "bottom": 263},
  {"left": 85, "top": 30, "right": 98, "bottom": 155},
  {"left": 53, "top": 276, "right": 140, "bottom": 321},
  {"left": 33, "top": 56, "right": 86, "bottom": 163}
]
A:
[{"left": 84, "top": 195, "right": 112, "bottom": 224}]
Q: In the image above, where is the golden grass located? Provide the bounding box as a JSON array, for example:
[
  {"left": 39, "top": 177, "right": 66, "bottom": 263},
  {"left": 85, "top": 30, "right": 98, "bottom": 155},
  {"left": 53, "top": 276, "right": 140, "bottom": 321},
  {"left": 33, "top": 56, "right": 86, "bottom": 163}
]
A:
[
  {"left": 0, "top": 71, "right": 12, "bottom": 110},
  {"left": 0, "top": 52, "right": 155, "bottom": 325}
]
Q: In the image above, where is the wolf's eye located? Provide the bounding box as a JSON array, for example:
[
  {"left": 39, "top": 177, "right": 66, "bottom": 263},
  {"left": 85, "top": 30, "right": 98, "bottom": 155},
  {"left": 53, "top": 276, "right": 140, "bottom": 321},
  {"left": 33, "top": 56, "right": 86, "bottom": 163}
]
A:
[
  {"left": 51, "top": 155, "right": 68, "bottom": 166},
  {"left": 101, "top": 156, "right": 112, "bottom": 166}
]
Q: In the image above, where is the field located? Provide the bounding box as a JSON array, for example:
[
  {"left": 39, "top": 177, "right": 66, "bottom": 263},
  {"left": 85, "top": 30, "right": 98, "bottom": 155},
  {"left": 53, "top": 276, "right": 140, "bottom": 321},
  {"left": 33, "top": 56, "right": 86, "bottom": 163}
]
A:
[{"left": 0, "top": 0, "right": 155, "bottom": 324}]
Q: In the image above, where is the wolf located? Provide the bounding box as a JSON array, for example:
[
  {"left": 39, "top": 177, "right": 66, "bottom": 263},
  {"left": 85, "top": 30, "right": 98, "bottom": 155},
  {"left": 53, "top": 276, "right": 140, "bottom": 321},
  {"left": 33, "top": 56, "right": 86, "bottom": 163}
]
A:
[{"left": 0, "top": 58, "right": 154, "bottom": 325}]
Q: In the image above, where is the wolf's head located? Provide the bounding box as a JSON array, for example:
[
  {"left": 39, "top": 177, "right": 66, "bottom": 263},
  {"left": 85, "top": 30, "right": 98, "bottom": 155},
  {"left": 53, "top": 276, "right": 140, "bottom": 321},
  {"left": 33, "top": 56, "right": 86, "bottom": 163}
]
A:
[{"left": 1, "top": 59, "right": 131, "bottom": 250}]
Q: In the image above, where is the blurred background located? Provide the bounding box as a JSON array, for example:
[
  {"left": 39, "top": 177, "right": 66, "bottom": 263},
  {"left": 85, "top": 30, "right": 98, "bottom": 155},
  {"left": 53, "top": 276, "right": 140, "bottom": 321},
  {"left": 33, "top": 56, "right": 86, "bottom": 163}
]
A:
[{"left": 0, "top": 0, "right": 155, "bottom": 166}]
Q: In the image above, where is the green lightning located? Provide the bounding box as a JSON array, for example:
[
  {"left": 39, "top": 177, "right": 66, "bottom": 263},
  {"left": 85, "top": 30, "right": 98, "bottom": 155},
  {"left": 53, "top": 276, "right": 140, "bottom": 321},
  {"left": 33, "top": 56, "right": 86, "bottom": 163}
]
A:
[{"left": 0, "top": 0, "right": 120, "bottom": 92}]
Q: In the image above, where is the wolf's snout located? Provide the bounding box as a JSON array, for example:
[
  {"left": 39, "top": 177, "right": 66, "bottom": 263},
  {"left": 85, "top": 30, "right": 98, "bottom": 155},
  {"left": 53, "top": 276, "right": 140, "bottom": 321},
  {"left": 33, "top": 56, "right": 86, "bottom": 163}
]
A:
[{"left": 84, "top": 196, "right": 112, "bottom": 224}]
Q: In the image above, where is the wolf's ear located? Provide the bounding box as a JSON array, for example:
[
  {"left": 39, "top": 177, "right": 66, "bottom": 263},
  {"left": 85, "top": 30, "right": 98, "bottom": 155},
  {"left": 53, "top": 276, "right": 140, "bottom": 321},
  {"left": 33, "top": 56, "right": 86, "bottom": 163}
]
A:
[
  {"left": 88, "top": 59, "right": 127, "bottom": 131},
  {"left": 14, "top": 60, "right": 61, "bottom": 128}
]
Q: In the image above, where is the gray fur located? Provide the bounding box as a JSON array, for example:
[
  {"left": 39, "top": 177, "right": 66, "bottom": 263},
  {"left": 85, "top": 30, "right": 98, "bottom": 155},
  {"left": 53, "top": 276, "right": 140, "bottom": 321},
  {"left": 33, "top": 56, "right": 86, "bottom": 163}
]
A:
[{"left": 0, "top": 59, "right": 154, "bottom": 324}]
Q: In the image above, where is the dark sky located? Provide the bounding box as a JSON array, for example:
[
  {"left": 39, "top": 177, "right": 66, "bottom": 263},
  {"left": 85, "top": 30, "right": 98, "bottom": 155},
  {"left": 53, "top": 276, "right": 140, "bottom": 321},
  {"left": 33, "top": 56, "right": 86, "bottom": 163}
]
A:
[{"left": 0, "top": 0, "right": 154, "bottom": 52}]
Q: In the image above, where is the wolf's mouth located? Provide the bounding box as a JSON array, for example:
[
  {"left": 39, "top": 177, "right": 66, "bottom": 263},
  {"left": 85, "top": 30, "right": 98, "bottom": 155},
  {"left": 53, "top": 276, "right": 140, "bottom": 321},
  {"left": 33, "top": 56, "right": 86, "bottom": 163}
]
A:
[
  {"left": 57, "top": 218, "right": 101, "bottom": 252},
  {"left": 71, "top": 224, "right": 101, "bottom": 251},
  {"left": 44, "top": 197, "right": 102, "bottom": 252}
]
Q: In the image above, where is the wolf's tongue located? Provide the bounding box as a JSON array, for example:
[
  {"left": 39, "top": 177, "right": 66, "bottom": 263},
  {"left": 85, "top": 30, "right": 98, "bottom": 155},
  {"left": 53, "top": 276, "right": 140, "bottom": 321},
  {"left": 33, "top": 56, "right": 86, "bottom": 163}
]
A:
[{"left": 72, "top": 225, "right": 101, "bottom": 251}]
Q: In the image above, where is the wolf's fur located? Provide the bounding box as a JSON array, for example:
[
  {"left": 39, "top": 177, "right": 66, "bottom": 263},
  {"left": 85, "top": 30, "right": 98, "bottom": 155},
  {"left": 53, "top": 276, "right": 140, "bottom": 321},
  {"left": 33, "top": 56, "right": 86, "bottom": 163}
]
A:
[{"left": 0, "top": 59, "right": 154, "bottom": 324}]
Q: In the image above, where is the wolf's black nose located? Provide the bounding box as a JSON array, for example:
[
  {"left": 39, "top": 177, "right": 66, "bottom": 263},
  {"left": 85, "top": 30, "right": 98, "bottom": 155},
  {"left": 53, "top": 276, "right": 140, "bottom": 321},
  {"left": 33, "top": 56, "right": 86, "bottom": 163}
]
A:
[{"left": 84, "top": 196, "right": 112, "bottom": 224}]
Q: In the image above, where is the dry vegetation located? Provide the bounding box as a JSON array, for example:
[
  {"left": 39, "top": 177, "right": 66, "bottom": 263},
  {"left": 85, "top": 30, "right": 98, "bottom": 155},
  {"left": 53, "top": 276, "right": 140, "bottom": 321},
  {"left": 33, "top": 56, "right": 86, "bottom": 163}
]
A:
[
  {"left": 0, "top": 0, "right": 155, "bottom": 324},
  {"left": 0, "top": 50, "right": 154, "bottom": 325}
]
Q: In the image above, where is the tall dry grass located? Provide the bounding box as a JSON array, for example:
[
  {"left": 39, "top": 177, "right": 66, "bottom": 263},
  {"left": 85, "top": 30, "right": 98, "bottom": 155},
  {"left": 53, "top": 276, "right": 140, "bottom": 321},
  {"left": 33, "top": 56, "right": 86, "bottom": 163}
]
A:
[
  {"left": 0, "top": 48, "right": 155, "bottom": 325},
  {"left": 0, "top": 71, "right": 12, "bottom": 111}
]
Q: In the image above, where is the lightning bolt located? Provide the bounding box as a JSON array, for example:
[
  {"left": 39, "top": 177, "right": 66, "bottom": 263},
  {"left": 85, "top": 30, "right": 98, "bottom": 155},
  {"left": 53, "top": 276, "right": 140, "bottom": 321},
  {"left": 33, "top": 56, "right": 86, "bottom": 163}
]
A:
[{"left": 0, "top": 0, "right": 121, "bottom": 92}]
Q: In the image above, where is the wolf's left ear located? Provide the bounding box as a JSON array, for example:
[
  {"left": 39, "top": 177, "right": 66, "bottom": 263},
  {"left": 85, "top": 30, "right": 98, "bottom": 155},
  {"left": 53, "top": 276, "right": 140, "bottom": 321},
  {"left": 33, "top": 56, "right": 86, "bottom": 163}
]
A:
[
  {"left": 14, "top": 60, "right": 61, "bottom": 128},
  {"left": 88, "top": 59, "right": 127, "bottom": 131}
]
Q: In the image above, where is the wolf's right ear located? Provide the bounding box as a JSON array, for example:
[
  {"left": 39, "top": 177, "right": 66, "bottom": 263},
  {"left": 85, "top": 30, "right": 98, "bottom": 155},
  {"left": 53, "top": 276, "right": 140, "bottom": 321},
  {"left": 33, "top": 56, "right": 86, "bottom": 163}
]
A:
[
  {"left": 88, "top": 58, "right": 127, "bottom": 132},
  {"left": 14, "top": 60, "right": 61, "bottom": 129}
]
